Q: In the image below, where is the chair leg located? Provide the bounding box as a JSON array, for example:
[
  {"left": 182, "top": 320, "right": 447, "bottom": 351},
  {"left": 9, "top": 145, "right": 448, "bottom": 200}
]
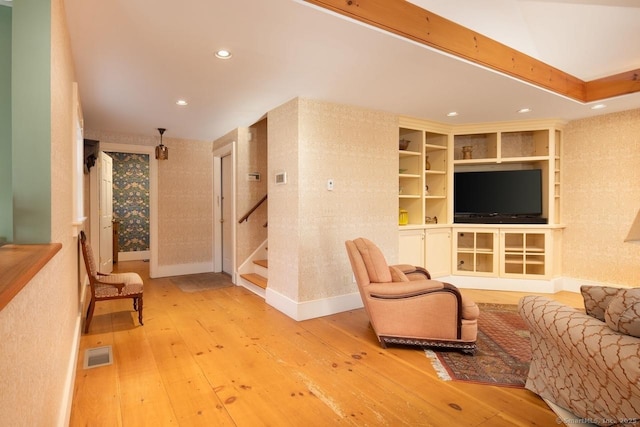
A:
[
  {"left": 137, "top": 296, "right": 143, "bottom": 326},
  {"left": 84, "top": 299, "right": 96, "bottom": 334},
  {"left": 133, "top": 297, "right": 138, "bottom": 311}
]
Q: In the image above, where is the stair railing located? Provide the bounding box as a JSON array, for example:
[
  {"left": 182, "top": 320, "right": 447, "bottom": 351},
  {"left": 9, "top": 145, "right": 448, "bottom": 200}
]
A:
[{"left": 238, "top": 194, "right": 267, "bottom": 224}]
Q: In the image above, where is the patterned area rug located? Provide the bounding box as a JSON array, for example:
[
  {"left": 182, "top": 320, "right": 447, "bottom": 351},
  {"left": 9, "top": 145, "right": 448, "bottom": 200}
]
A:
[
  {"left": 170, "top": 272, "right": 234, "bottom": 293},
  {"left": 425, "top": 303, "right": 531, "bottom": 388}
]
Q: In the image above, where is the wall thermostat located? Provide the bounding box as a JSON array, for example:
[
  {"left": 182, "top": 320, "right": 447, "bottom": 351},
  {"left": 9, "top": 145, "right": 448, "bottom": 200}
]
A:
[{"left": 275, "top": 172, "right": 287, "bottom": 185}]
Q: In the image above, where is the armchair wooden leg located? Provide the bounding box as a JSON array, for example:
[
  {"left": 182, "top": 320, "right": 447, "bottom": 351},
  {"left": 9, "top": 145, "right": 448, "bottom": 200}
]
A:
[
  {"left": 137, "top": 296, "right": 143, "bottom": 326},
  {"left": 84, "top": 299, "right": 95, "bottom": 334}
]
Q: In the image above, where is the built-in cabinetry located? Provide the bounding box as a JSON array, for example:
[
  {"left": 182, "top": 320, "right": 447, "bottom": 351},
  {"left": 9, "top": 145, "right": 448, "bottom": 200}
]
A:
[
  {"left": 452, "top": 124, "right": 562, "bottom": 224},
  {"left": 452, "top": 227, "right": 554, "bottom": 279},
  {"left": 399, "top": 228, "right": 451, "bottom": 278},
  {"left": 398, "top": 118, "right": 564, "bottom": 283},
  {"left": 399, "top": 118, "right": 451, "bottom": 226},
  {"left": 453, "top": 228, "right": 498, "bottom": 276}
]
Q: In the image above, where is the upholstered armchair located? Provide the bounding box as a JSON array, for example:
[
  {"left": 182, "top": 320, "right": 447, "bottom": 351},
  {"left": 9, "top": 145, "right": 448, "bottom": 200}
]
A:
[
  {"left": 79, "top": 231, "right": 144, "bottom": 333},
  {"left": 345, "top": 237, "right": 479, "bottom": 353}
]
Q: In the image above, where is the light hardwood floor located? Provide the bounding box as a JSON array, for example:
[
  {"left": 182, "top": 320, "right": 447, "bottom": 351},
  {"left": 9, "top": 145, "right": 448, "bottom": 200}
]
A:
[{"left": 70, "top": 261, "right": 582, "bottom": 426}]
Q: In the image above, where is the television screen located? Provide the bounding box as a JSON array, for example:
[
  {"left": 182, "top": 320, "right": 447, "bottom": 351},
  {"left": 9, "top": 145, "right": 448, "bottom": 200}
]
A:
[{"left": 454, "top": 169, "right": 543, "bottom": 221}]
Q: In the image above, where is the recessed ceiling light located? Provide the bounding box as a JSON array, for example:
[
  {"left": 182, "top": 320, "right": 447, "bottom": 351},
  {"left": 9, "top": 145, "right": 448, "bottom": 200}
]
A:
[
  {"left": 215, "top": 50, "right": 232, "bottom": 59},
  {"left": 447, "top": 112, "right": 458, "bottom": 117},
  {"left": 517, "top": 108, "right": 532, "bottom": 113},
  {"left": 176, "top": 99, "right": 188, "bottom": 106},
  {"left": 591, "top": 103, "right": 607, "bottom": 110}
]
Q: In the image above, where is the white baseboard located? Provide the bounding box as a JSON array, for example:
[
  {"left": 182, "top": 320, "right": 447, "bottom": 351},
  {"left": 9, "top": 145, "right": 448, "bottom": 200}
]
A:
[
  {"left": 118, "top": 250, "right": 150, "bottom": 262},
  {"left": 266, "top": 288, "right": 363, "bottom": 321},
  {"left": 153, "top": 262, "right": 214, "bottom": 278},
  {"left": 443, "top": 275, "right": 563, "bottom": 293},
  {"left": 59, "top": 309, "right": 83, "bottom": 427},
  {"left": 560, "top": 277, "right": 633, "bottom": 293}
]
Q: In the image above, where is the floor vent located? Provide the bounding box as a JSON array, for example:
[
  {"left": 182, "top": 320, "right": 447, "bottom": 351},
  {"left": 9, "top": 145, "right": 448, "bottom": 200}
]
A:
[{"left": 83, "top": 345, "right": 113, "bottom": 369}]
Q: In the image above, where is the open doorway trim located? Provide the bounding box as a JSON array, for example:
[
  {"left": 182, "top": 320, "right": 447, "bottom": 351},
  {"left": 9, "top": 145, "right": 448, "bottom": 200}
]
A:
[
  {"left": 91, "top": 142, "right": 158, "bottom": 278},
  {"left": 213, "top": 141, "right": 237, "bottom": 283}
]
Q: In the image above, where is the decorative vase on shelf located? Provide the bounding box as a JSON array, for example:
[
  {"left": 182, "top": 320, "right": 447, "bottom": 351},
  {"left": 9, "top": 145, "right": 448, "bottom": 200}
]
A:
[
  {"left": 425, "top": 156, "right": 431, "bottom": 170},
  {"left": 399, "top": 209, "right": 409, "bottom": 225},
  {"left": 462, "top": 145, "right": 473, "bottom": 160}
]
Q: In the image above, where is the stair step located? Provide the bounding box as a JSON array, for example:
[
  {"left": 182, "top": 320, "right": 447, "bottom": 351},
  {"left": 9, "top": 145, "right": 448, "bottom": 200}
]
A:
[
  {"left": 254, "top": 259, "right": 268, "bottom": 268},
  {"left": 240, "top": 273, "right": 268, "bottom": 289}
]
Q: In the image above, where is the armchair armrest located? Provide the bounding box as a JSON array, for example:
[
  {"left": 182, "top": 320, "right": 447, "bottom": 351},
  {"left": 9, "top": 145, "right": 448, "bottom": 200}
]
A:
[
  {"left": 367, "top": 279, "right": 444, "bottom": 299},
  {"left": 392, "top": 264, "right": 431, "bottom": 280}
]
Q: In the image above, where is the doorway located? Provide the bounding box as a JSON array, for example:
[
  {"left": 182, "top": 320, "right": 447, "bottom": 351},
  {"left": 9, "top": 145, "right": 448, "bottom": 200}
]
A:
[
  {"left": 221, "top": 154, "right": 233, "bottom": 275},
  {"left": 213, "top": 142, "right": 236, "bottom": 281},
  {"left": 90, "top": 142, "right": 158, "bottom": 277}
]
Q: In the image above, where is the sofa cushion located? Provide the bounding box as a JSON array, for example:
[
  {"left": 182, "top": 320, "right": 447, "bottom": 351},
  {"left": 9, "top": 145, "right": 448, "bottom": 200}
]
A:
[
  {"left": 580, "top": 284, "right": 621, "bottom": 321},
  {"left": 605, "top": 289, "right": 640, "bottom": 338}
]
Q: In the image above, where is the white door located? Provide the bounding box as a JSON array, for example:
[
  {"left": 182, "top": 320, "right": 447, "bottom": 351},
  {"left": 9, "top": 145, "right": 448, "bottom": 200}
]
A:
[
  {"left": 98, "top": 152, "right": 113, "bottom": 273},
  {"left": 221, "top": 154, "right": 233, "bottom": 275}
]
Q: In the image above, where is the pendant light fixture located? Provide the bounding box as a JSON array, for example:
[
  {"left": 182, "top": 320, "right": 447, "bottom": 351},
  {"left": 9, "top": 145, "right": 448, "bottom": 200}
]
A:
[{"left": 155, "top": 128, "right": 168, "bottom": 160}]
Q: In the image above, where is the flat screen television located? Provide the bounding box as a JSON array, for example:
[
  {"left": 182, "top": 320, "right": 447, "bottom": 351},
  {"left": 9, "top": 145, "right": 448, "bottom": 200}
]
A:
[{"left": 454, "top": 169, "right": 545, "bottom": 224}]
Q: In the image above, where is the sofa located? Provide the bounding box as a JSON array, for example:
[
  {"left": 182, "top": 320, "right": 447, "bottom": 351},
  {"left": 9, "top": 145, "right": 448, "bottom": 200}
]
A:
[{"left": 518, "top": 289, "right": 640, "bottom": 426}]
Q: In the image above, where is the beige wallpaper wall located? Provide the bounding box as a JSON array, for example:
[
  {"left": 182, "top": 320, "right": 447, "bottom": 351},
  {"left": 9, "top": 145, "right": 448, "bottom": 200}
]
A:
[
  {"left": 562, "top": 108, "right": 640, "bottom": 287},
  {"left": 0, "top": 0, "right": 80, "bottom": 424},
  {"left": 157, "top": 137, "right": 213, "bottom": 265},
  {"left": 85, "top": 130, "right": 214, "bottom": 267},
  {"left": 237, "top": 120, "right": 268, "bottom": 263},
  {"left": 268, "top": 98, "right": 398, "bottom": 302}
]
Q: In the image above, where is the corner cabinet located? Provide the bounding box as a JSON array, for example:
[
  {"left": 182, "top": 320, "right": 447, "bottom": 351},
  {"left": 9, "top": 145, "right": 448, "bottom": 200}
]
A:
[
  {"left": 399, "top": 118, "right": 451, "bottom": 226},
  {"left": 398, "top": 117, "right": 565, "bottom": 284},
  {"left": 452, "top": 227, "right": 557, "bottom": 279},
  {"left": 452, "top": 122, "right": 563, "bottom": 225}
]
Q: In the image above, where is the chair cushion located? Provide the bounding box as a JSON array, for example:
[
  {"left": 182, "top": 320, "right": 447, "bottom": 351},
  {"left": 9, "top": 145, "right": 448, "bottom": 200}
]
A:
[
  {"left": 581, "top": 284, "right": 621, "bottom": 321},
  {"left": 95, "top": 272, "right": 144, "bottom": 298},
  {"left": 389, "top": 266, "right": 410, "bottom": 282},
  {"left": 604, "top": 288, "right": 640, "bottom": 338},
  {"left": 354, "top": 238, "right": 392, "bottom": 283}
]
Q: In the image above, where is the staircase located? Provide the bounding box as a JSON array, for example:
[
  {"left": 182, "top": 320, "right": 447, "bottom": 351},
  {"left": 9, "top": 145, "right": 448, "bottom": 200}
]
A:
[
  {"left": 237, "top": 240, "right": 268, "bottom": 297},
  {"left": 240, "top": 259, "right": 268, "bottom": 290}
]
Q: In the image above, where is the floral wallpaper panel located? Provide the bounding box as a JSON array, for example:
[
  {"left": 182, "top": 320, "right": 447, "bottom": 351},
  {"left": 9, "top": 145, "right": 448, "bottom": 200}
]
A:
[{"left": 107, "top": 152, "right": 150, "bottom": 252}]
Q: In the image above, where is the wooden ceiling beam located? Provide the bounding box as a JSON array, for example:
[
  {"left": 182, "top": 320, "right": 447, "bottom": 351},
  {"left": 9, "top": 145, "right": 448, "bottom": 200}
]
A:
[
  {"left": 585, "top": 69, "right": 640, "bottom": 102},
  {"left": 304, "top": 0, "right": 639, "bottom": 103}
]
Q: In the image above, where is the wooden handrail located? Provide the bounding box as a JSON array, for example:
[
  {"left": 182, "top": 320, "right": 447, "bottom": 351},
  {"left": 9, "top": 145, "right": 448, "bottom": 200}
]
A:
[{"left": 239, "top": 194, "right": 267, "bottom": 224}]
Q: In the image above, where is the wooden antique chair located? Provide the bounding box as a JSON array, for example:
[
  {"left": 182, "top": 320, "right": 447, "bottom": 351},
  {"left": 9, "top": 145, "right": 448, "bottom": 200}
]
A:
[{"left": 79, "top": 231, "right": 144, "bottom": 333}]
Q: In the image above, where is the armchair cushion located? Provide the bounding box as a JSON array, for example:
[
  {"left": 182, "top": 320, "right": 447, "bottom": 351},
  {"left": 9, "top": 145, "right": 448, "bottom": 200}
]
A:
[
  {"left": 605, "top": 289, "right": 640, "bottom": 338},
  {"left": 354, "top": 238, "right": 392, "bottom": 283},
  {"left": 389, "top": 266, "right": 410, "bottom": 282},
  {"left": 367, "top": 279, "right": 444, "bottom": 299}
]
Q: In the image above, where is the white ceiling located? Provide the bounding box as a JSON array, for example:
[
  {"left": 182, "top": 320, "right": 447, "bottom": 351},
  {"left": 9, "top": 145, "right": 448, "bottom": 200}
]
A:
[{"left": 63, "top": 0, "right": 640, "bottom": 142}]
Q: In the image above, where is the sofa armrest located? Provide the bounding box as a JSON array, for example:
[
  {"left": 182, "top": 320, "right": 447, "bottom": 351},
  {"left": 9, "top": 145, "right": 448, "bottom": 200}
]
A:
[{"left": 518, "top": 295, "right": 640, "bottom": 424}]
